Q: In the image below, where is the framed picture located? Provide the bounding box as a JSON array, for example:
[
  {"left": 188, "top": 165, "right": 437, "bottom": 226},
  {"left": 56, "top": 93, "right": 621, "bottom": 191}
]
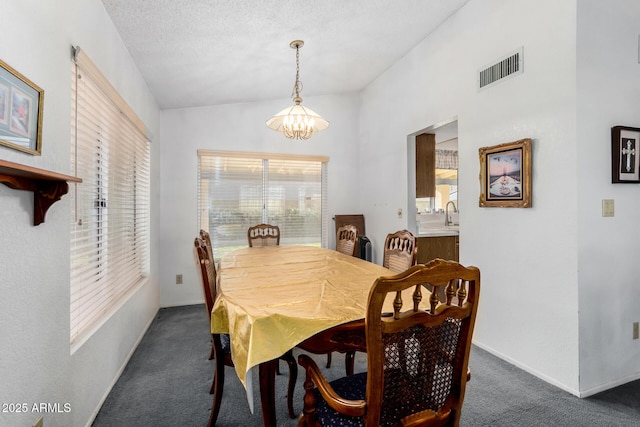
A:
[
  {"left": 611, "top": 126, "right": 640, "bottom": 183},
  {"left": 479, "top": 138, "right": 532, "bottom": 208},
  {"left": 0, "top": 59, "right": 44, "bottom": 155}
]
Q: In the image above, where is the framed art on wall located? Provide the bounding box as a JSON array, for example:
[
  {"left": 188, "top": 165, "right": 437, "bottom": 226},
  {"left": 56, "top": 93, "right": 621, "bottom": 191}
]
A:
[
  {"left": 611, "top": 126, "right": 640, "bottom": 183},
  {"left": 479, "top": 138, "right": 532, "bottom": 208},
  {"left": 0, "top": 59, "right": 44, "bottom": 155}
]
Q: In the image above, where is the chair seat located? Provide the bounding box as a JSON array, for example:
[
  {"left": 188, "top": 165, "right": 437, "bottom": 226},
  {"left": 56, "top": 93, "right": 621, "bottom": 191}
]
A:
[
  {"left": 313, "top": 372, "right": 367, "bottom": 426},
  {"left": 220, "top": 333, "right": 231, "bottom": 355}
]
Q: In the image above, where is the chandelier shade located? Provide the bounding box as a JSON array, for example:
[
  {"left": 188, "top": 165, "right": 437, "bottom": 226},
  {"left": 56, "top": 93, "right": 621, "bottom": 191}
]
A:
[
  {"left": 266, "top": 40, "right": 328, "bottom": 140},
  {"left": 266, "top": 103, "right": 329, "bottom": 140}
]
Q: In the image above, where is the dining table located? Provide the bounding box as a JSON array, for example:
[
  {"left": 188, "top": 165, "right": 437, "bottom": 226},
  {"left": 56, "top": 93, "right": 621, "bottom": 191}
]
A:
[{"left": 210, "top": 244, "right": 394, "bottom": 426}]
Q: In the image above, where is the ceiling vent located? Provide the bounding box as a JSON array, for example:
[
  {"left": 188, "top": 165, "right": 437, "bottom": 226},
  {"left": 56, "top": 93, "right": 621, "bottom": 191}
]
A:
[{"left": 478, "top": 47, "right": 523, "bottom": 90}]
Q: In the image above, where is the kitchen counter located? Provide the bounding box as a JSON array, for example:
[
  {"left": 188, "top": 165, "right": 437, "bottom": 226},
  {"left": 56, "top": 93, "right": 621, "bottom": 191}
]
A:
[{"left": 418, "top": 226, "right": 459, "bottom": 237}]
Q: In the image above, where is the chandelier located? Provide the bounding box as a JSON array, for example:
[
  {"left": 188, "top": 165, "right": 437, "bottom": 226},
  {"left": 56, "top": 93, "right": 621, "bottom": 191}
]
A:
[{"left": 266, "top": 40, "right": 329, "bottom": 140}]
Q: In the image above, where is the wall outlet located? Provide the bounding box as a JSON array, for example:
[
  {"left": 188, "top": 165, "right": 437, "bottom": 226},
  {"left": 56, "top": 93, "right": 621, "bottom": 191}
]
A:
[
  {"left": 176, "top": 274, "right": 183, "bottom": 285},
  {"left": 634, "top": 322, "right": 639, "bottom": 340},
  {"left": 33, "top": 416, "right": 43, "bottom": 427}
]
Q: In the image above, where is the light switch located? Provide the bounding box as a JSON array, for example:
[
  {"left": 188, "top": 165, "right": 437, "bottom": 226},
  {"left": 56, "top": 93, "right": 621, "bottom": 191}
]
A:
[{"left": 602, "top": 199, "right": 614, "bottom": 217}]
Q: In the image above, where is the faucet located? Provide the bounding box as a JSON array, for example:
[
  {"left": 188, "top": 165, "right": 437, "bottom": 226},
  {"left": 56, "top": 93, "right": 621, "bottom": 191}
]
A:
[{"left": 445, "top": 201, "right": 458, "bottom": 226}]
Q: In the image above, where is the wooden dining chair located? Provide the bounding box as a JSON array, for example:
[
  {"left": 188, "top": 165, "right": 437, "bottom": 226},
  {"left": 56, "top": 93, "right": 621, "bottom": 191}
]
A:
[
  {"left": 336, "top": 224, "right": 358, "bottom": 256},
  {"left": 382, "top": 229, "right": 417, "bottom": 273},
  {"left": 327, "top": 224, "right": 360, "bottom": 370},
  {"left": 194, "top": 237, "right": 298, "bottom": 424},
  {"left": 298, "top": 259, "right": 481, "bottom": 427},
  {"left": 247, "top": 223, "right": 280, "bottom": 247},
  {"left": 199, "top": 229, "right": 216, "bottom": 360},
  {"left": 200, "top": 229, "right": 215, "bottom": 264}
]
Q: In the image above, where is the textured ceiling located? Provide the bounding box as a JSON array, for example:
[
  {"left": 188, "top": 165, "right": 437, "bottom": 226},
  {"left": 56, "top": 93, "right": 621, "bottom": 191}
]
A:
[{"left": 101, "top": 0, "right": 469, "bottom": 110}]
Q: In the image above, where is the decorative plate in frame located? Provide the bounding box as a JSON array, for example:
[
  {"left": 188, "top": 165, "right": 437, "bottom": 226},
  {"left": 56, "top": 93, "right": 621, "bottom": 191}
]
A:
[{"left": 479, "top": 138, "right": 532, "bottom": 208}]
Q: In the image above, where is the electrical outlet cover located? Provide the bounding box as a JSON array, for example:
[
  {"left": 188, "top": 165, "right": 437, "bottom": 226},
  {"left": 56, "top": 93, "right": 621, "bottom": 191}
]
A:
[{"left": 602, "top": 199, "right": 614, "bottom": 217}]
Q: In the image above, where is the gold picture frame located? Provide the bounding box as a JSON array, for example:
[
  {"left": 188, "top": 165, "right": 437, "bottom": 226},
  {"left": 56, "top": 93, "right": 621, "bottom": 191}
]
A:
[
  {"left": 479, "top": 138, "right": 532, "bottom": 208},
  {"left": 0, "top": 59, "right": 44, "bottom": 155}
]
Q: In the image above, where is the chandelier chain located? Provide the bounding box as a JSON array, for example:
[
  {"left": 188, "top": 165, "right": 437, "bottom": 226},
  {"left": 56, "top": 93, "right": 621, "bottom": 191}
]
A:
[{"left": 292, "top": 44, "right": 303, "bottom": 100}]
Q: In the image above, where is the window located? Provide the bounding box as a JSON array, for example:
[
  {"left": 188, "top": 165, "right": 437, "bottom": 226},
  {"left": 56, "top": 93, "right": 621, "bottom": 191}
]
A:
[
  {"left": 416, "top": 149, "right": 458, "bottom": 213},
  {"left": 198, "top": 150, "right": 328, "bottom": 260},
  {"left": 70, "top": 47, "right": 150, "bottom": 349}
]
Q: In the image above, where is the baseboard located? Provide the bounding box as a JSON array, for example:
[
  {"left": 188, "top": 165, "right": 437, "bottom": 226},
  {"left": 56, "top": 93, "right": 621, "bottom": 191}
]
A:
[
  {"left": 160, "top": 300, "right": 204, "bottom": 308},
  {"left": 84, "top": 311, "right": 158, "bottom": 427},
  {"left": 472, "top": 340, "right": 581, "bottom": 397},
  {"left": 578, "top": 371, "right": 640, "bottom": 398}
]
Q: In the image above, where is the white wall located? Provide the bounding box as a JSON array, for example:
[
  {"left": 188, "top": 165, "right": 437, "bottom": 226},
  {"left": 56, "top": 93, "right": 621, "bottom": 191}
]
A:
[
  {"left": 359, "top": 0, "right": 582, "bottom": 393},
  {"left": 0, "top": 1, "right": 160, "bottom": 426},
  {"left": 576, "top": 0, "right": 640, "bottom": 395},
  {"left": 159, "top": 94, "right": 361, "bottom": 306}
]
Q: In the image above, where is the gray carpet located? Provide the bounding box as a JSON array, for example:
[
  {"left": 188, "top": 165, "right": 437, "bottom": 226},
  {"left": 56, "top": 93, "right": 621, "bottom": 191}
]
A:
[{"left": 93, "top": 305, "right": 640, "bottom": 426}]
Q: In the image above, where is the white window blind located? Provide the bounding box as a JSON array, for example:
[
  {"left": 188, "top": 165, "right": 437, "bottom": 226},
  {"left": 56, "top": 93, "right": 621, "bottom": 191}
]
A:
[
  {"left": 198, "top": 150, "right": 328, "bottom": 260},
  {"left": 70, "top": 47, "right": 150, "bottom": 349}
]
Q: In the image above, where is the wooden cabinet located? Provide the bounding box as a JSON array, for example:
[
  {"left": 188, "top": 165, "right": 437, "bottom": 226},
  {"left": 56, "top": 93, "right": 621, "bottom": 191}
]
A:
[
  {"left": 416, "top": 235, "right": 459, "bottom": 263},
  {"left": 415, "top": 133, "right": 436, "bottom": 198}
]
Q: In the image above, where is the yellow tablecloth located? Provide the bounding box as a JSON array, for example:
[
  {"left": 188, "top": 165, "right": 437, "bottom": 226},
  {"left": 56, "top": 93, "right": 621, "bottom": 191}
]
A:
[{"left": 210, "top": 245, "right": 393, "bottom": 386}]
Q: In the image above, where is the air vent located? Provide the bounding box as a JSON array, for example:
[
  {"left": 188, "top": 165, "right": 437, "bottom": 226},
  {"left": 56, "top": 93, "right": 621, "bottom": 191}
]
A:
[{"left": 478, "top": 47, "right": 523, "bottom": 90}]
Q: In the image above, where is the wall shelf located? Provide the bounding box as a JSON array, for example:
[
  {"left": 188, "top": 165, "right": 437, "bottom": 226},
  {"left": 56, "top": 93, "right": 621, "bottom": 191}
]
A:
[{"left": 0, "top": 159, "right": 82, "bottom": 226}]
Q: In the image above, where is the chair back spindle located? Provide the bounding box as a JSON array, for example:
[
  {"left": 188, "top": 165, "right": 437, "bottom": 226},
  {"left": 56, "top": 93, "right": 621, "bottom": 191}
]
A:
[
  {"left": 336, "top": 224, "right": 358, "bottom": 257},
  {"left": 247, "top": 224, "right": 280, "bottom": 247},
  {"left": 382, "top": 229, "right": 417, "bottom": 273}
]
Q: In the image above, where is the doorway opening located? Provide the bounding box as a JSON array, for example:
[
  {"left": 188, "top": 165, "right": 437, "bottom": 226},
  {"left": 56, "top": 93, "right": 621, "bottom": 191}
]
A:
[{"left": 407, "top": 118, "right": 458, "bottom": 235}]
